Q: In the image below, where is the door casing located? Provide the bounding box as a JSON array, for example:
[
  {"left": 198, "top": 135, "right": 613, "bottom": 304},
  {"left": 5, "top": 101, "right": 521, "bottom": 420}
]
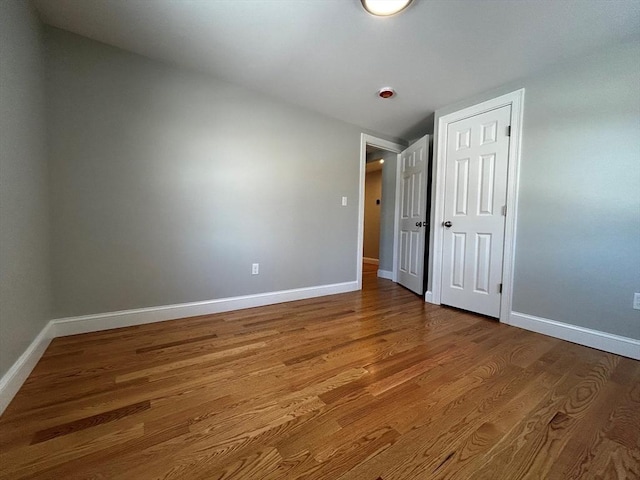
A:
[
  {"left": 358, "top": 134, "right": 405, "bottom": 289},
  {"left": 429, "top": 89, "right": 525, "bottom": 324}
]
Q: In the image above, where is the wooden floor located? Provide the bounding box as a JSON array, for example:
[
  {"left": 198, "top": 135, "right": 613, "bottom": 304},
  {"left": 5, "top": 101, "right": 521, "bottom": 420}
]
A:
[{"left": 1, "top": 269, "right": 639, "bottom": 479}]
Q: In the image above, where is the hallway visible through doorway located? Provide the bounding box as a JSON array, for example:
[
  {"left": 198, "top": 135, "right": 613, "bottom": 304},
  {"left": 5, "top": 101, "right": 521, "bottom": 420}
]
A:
[{"left": 362, "top": 145, "right": 397, "bottom": 282}]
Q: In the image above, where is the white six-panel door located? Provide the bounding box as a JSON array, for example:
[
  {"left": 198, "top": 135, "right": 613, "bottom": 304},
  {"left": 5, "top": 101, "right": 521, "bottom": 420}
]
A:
[
  {"left": 441, "top": 106, "right": 511, "bottom": 317},
  {"left": 397, "top": 135, "right": 429, "bottom": 295}
]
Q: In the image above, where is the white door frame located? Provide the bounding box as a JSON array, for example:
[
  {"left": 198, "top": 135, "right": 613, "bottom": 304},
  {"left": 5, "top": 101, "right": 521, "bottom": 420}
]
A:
[
  {"left": 358, "top": 134, "right": 405, "bottom": 289},
  {"left": 429, "top": 89, "right": 525, "bottom": 324}
]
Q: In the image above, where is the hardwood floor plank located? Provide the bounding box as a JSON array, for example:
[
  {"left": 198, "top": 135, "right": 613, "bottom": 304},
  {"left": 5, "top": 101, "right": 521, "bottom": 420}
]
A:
[
  {"left": 135, "top": 333, "right": 220, "bottom": 353},
  {"left": 283, "top": 329, "right": 394, "bottom": 366},
  {"left": 30, "top": 400, "right": 150, "bottom": 445},
  {"left": 115, "top": 341, "right": 268, "bottom": 383},
  {"left": 210, "top": 446, "right": 283, "bottom": 480},
  {"left": 467, "top": 353, "right": 622, "bottom": 480}
]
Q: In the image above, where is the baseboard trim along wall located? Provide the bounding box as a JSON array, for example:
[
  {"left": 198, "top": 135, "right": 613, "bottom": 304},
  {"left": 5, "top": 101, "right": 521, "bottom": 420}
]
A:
[
  {"left": 363, "top": 257, "right": 379, "bottom": 265},
  {"left": 0, "top": 322, "right": 55, "bottom": 414},
  {"left": 509, "top": 311, "right": 640, "bottom": 360},
  {"left": 3, "top": 287, "right": 638, "bottom": 415},
  {"left": 53, "top": 281, "right": 359, "bottom": 337},
  {"left": 0, "top": 280, "right": 359, "bottom": 415},
  {"left": 377, "top": 269, "right": 393, "bottom": 280}
]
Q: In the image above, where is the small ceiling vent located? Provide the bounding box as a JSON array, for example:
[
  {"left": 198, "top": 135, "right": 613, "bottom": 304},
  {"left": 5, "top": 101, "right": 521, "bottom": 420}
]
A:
[{"left": 378, "top": 87, "right": 395, "bottom": 99}]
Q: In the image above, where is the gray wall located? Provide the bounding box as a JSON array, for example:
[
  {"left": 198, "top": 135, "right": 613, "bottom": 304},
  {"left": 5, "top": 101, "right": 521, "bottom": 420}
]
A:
[
  {"left": 432, "top": 40, "right": 640, "bottom": 339},
  {"left": 0, "top": 1, "right": 52, "bottom": 377},
  {"left": 45, "top": 28, "right": 374, "bottom": 318}
]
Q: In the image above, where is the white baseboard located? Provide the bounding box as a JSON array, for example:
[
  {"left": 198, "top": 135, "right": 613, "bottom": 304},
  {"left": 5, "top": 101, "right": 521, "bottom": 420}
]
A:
[
  {"left": 377, "top": 269, "right": 393, "bottom": 280},
  {"left": 5, "top": 289, "right": 635, "bottom": 416},
  {"left": 425, "top": 291, "right": 434, "bottom": 303},
  {"left": 0, "top": 321, "right": 55, "bottom": 415},
  {"left": 53, "top": 281, "right": 359, "bottom": 337},
  {"left": 0, "top": 281, "right": 358, "bottom": 415},
  {"left": 363, "top": 257, "right": 379, "bottom": 265},
  {"left": 509, "top": 312, "right": 640, "bottom": 360}
]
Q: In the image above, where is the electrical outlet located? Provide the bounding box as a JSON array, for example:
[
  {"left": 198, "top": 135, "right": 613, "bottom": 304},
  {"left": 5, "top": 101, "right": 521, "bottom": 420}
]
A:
[
  {"left": 634, "top": 293, "right": 640, "bottom": 310},
  {"left": 252, "top": 263, "right": 259, "bottom": 275}
]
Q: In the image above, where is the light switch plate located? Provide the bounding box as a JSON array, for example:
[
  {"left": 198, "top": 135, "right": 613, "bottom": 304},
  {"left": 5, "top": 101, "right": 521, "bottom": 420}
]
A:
[
  {"left": 633, "top": 293, "right": 640, "bottom": 310},
  {"left": 341, "top": 196, "right": 348, "bottom": 206}
]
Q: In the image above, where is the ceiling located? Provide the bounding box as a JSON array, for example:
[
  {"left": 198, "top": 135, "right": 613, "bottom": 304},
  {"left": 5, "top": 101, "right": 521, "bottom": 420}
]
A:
[{"left": 33, "top": 0, "right": 640, "bottom": 141}]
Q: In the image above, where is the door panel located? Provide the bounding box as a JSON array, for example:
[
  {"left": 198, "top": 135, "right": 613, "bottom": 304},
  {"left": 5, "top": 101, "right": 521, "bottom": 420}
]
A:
[
  {"left": 478, "top": 154, "right": 495, "bottom": 215},
  {"left": 441, "top": 106, "right": 511, "bottom": 317},
  {"left": 454, "top": 158, "right": 469, "bottom": 215},
  {"left": 451, "top": 233, "right": 466, "bottom": 288},
  {"left": 474, "top": 233, "right": 491, "bottom": 293},
  {"left": 397, "top": 135, "right": 429, "bottom": 295}
]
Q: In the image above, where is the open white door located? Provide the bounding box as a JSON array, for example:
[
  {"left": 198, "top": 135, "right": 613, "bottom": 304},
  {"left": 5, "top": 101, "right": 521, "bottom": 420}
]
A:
[
  {"left": 440, "top": 105, "right": 511, "bottom": 317},
  {"left": 396, "top": 135, "right": 429, "bottom": 295}
]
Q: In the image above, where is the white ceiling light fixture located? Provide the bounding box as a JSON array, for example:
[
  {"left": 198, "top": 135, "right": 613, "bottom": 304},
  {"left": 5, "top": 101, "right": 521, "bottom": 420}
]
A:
[{"left": 361, "top": 0, "right": 413, "bottom": 16}]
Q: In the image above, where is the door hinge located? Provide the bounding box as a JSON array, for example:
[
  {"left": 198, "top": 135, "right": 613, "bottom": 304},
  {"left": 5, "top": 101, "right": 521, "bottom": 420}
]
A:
[
  {"left": 501, "top": 205, "right": 507, "bottom": 216},
  {"left": 498, "top": 283, "right": 503, "bottom": 294},
  {"left": 506, "top": 125, "right": 511, "bottom": 137}
]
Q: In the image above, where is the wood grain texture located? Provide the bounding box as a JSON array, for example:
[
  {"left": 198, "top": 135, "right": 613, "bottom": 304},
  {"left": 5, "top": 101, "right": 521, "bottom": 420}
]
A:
[{"left": 1, "top": 268, "right": 638, "bottom": 479}]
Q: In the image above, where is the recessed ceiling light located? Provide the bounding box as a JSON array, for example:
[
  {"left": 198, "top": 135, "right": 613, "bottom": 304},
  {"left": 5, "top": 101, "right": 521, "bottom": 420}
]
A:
[
  {"left": 378, "top": 87, "right": 395, "bottom": 99},
  {"left": 380, "top": 159, "right": 385, "bottom": 164},
  {"left": 362, "top": 0, "right": 413, "bottom": 16}
]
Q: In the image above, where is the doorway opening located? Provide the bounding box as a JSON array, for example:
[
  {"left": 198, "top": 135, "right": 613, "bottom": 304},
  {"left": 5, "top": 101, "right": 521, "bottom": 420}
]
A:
[
  {"left": 357, "top": 133, "right": 433, "bottom": 295},
  {"left": 363, "top": 147, "right": 390, "bottom": 280},
  {"left": 357, "top": 134, "right": 403, "bottom": 289}
]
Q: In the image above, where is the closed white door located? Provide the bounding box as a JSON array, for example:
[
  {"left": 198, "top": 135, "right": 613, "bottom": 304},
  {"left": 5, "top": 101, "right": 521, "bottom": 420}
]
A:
[
  {"left": 397, "top": 135, "right": 429, "bottom": 295},
  {"left": 441, "top": 106, "right": 511, "bottom": 317}
]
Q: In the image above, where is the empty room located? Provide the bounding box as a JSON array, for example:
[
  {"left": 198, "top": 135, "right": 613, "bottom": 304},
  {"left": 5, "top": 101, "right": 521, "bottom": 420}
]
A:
[{"left": 1, "top": 0, "right": 639, "bottom": 478}]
